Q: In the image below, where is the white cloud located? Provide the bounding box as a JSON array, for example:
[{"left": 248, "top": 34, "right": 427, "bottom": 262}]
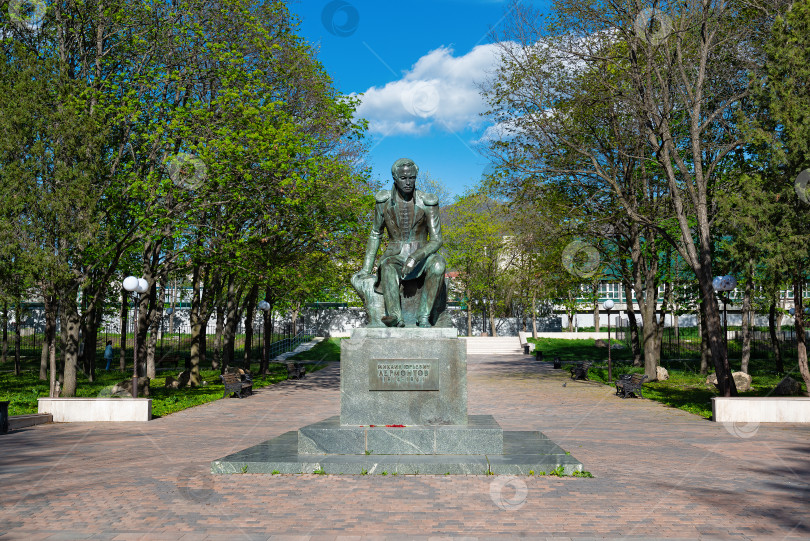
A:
[{"left": 354, "top": 44, "right": 503, "bottom": 136}]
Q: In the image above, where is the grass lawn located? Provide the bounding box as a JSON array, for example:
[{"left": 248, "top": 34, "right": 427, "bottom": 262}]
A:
[
  {"left": 1, "top": 355, "right": 329, "bottom": 418},
  {"left": 288, "top": 337, "right": 343, "bottom": 362},
  {"left": 528, "top": 337, "right": 806, "bottom": 419}
]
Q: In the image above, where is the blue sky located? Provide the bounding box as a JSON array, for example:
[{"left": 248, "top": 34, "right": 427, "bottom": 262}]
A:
[{"left": 290, "top": 0, "right": 551, "bottom": 199}]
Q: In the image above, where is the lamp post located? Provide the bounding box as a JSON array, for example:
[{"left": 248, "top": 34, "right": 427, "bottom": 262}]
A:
[
  {"left": 258, "top": 300, "right": 271, "bottom": 374},
  {"left": 603, "top": 299, "right": 615, "bottom": 382},
  {"left": 122, "top": 276, "right": 148, "bottom": 398},
  {"left": 712, "top": 274, "right": 737, "bottom": 354}
]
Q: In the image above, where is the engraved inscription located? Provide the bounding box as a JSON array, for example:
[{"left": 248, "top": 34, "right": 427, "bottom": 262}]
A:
[{"left": 368, "top": 358, "right": 439, "bottom": 391}]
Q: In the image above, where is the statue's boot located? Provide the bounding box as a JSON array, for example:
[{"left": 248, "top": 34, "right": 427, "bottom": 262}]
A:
[
  {"left": 381, "top": 263, "right": 404, "bottom": 327},
  {"left": 418, "top": 261, "right": 444, "bottom": 327}
]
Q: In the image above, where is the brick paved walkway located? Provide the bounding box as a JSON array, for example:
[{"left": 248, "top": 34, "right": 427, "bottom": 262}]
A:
[{"left": 1, "top": 355, "right": 808, "bottom": 540}]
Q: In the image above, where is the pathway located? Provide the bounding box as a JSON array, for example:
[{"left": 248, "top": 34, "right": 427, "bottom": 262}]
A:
[{"left": 1, "top": 354, "right": 808, "bottom": 539}]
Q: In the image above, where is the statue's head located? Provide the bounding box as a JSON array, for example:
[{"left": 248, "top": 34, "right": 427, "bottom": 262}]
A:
[{"left": 392, "top": 158, "right": 418, "bottom": 196}]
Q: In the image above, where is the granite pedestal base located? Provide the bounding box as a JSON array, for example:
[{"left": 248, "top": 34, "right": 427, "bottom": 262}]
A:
[
  {"left": 298, "top": 415, "right": 502, "bottom": 455},
  {"left": 211, "top": 429, "right": 583, "bottom": 475},
  {"left": 340, "top": 327, "right": 466, "bottom": 426}
]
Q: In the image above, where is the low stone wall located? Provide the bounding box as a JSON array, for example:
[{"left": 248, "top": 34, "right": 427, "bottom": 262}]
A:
[
  {"left": 712, "top": 397, "right": 810, "bottom": 423},
  {"left": 38, "top": 398, "right": 152, "bottom": 422}
]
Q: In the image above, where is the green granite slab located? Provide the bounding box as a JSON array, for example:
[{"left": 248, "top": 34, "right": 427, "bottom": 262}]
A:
[
  {"left": 298, "top": 415, "right": 503, "bottom": 455},
  {"left": 211, "top": 428, "right": 582, "bottom": 476}
]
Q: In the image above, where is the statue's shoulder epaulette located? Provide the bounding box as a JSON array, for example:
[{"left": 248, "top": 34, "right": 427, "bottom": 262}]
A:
[
  {"left": 421, "top": 191, "right": 439, "bottom": 206},
  {"left": 375, "top": 189, "right": 391, "bottom": 203}
]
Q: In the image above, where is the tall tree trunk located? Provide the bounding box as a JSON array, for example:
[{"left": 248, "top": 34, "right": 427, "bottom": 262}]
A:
[
  {"left": 769, "top": 299, "right": 784, "bottom": 375},
  {"left": 489, "top": 301, "right": 497, "bottom": 337},
  {"left": 135, "top": 281, "right": 150, "bottom": 378},
  {"left": 14, "top": 300, "right": 21, "bottom": 376},
  {"left": 531, "top": 291, "right": 537, "bottom": 339},
  {"left": 40, "top": 328, "right": 49, "bottom": 381},
  {"left": 212, "top": 305, "right": 224, "bottom": 370},
  {"left": 699, "top": 268, "right": 737, "bottom": 397},
  {"left": 221, "top": 277, "right": 242, "bottom": 370},
  {"left": 2, "top": 302, "right": 7, "bottom": 365},
  {"left": 621, "top": 270, "right": 642, "bottom": 367},
  {"left": 48, "top": 296, "right": 58, "bottom": 397},
  {"left": 119, "top": 287, "right": 128, "bottom": 372},
  {"left": 43, "top": 295, "right": 57, "bottom": 392},
  {"left": 592, "top": 281, "right": 600, "bottom": 332},
  {"left": 79, "top": 292, "right": 88, "bottom": 377},
  {"left": 243, "top": 285, "right": 258, "bottom": 369},
  {"left": 61, "top": 285, "right": 81, "bottom": 397},
  {"left": 145, "top": 281, "right": 163, "bottom": 379},
  {"left": 740, "top": 260, "right": 754, "bottom": 374},
  {"left": 699, "top": 298, "right": 709, "bottom": 375},
  {"left": 83, "top": 301, "right": 99, "bottom": 383},
  {"left": 189, "top": 265, "right": 204, "bottom": 386},
  {"left": 794, "top": 280, "right": 808, "bottom": 392}
]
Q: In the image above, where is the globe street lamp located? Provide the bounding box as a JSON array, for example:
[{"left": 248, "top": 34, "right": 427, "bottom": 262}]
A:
[
  {"left": 712, "top": 275, "right": 737, "bottom": 353},
  {"left": 122, "top": 276, "right": 149, "bottom": 398},
  {"left": 603, "top": 299, "right": 615, "bottom": 382},
  {"left": 258, "top": 300, "right": 271, "bottom": 374}
]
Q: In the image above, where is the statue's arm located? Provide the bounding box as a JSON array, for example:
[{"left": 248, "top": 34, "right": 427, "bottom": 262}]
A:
[
  {"left": 360, "top": 191, "right": 388, "bottom": 274},
  {"left": 409, "top": 195, "right": 443, "bottom": 263}
]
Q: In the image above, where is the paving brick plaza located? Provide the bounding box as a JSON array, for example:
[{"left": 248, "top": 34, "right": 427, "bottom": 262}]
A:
[{"left": 1, "top": 355, "right": 808, "bottom": 540}]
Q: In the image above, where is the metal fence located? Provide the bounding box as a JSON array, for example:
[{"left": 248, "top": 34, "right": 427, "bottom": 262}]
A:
[
  {"left": 0, "top": 318, "right": 313, "bottom": 370},
  {"left": 613, "top": 320, "right": 804, "bottom": 366}
]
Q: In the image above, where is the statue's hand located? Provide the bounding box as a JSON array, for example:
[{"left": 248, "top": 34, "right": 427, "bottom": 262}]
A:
[{"left": 401, "top": 257, "right": 416, "bottom": 279}]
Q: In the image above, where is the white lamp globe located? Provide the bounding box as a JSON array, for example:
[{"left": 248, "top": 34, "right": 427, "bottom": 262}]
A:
[
  {"left": 123, "top": 276, "right": 138, "bottom": 292},
  {"left": 165, "top": 307, "right": 173, "bottom": 315},
  {"left": 712, "top": 276, "right": 724, "bottom": 291},
  {"left": 789, "top": 307, "right": 796, "bottom": 316},
  {"left": 136, "top": 278, "right": 149, "bottom": 293},
  {"left": 725, "top": 275, "right": 737, "bottom": 290},
  {"left": 603, "top": 299, "right": 615, "bottom": 310},
  {"left": 258, "top": 300, "right": 270, "bottom": 311}
]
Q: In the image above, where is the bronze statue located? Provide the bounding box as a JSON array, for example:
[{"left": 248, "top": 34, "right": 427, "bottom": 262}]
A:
[{"left": 352, "top": 158, "right": 450, "bottom": 328}]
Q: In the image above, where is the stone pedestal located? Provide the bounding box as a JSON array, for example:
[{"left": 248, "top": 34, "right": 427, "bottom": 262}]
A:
[
  {"left": 211, "top": 327, "right": 584, "bottom": 475},
  {"left": 340, "top": 327, "right": 466, "bottom": 426}
]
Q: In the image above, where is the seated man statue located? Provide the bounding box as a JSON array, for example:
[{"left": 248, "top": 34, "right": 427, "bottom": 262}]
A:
[{"left": 352, "top": 158, "right": 449, "bottom": 328}]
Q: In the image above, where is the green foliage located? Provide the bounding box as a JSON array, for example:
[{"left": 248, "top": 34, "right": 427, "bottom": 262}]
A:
[
  {"left": 572, "top": 470, "right": 593, "bottom": 478},
  {"left": 549, "top": 466, "right": 565, "bottom": 477},
  {"left": 530, "top": 337, "right": 804, "bottom": 419},
  {"left": 0, "top": 362, "right": 324, "bottom": 417},
  {"left": 287, "top": 338, "right": 343, "bottom": 362}
]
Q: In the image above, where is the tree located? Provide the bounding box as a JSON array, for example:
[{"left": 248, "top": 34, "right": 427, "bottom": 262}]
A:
[
  {"left": 484, "top": 0, "right": 791, "bottom": 394},
  {"left": 745, "top": 0, "right": 810, "bottom": 389},
  {"left": 443, "top": 191, "right": 513, "bottom": 336}
]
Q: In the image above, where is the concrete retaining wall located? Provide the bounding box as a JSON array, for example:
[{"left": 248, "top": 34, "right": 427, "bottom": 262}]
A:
[
  {"left": 38, "top": 398, "right": 151, "bottom": 422},
  {"left": 713, "top": 397, "right": 810, "bottom": 423}
]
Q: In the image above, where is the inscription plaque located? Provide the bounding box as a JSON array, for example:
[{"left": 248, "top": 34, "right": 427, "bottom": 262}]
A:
[{"left": 368, "top": 358, "right": 439, "bottom": 391}]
